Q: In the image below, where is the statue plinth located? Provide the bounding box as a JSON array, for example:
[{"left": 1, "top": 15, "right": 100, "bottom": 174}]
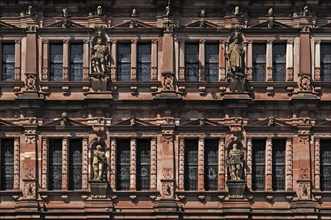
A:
[
  {"left": 89, "top": 180, "right": 109, "bottom": 199},
  {"left": 227, "top": 180, "right": 246, "bottom": 199},
  {"left": 89, "top": 73, "right": 109, "bottom": 92}
]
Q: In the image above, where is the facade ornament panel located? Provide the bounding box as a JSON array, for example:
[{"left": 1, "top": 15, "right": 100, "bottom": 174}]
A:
[
  {"left": 25, "top": 72, "right": 37, "bottom": 91},
  {"left": 178, "top": 138, "right": 185, "bottom": 190},
  {"left": 314, "top": 138, "right": 320, "bottom": 190},
  {"left": 42, "top": 67, "right": 48, "bottom": 80},
  {"left": 15, "top": 67, "right": 21, "bottom": 81},
  {"left": 130, "top": 139, "right": 136, "bottom": 190},
  {"left": 266, "top": 138, "right": 272, "bottom": 190},
  {"left": 298, "top": 72, "right": 311, "bottom": 91},
  {"left": 25, "top": 129, "right": 36, "bottom": 144},
  {"left": 13, "top": 138, "right": 20, "bottom": 190},
  {"left": 23, "top": 168, "right": 36, "bottom": 199},
  {"left": 82, "top": 138, "right": 89, "bottom": 190},
  {"left": 62, "top": 138, "right": 68, "bottom": 189},
  {"left": 198, "top": 138, "right": 204, "bottom": 190},
  {"left": 41, "top": 138, "right": 48, "bottom": 189},
  {"left": 314, "top": 68, "right": 320, "bottom": 81},
  {"left": 110, "top": 139, "right": 116, "bottom": 189},
  {"left": 246, "top": 138, "right": 252, "bottom": 189},
  {"left": 287, "top": 68, "right": 294, "bottom": 81},
  {"left": 162, "top": 72, "right": 174, "bottom": 91},
  {"left": 286, "top": 138, "right": 293, "bottom": 190},
  {"left": 218, "top": 138, "right": 225, "bottom": 190},
  {"left": 150, "top": 138, "right": 157, "bottom": 190}
]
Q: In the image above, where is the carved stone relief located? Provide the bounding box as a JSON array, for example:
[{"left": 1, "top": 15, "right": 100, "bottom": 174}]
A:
[
  {"left": 130, "top": 139, "right": 136, "bottom": 190},
  {"left": 82, "top": 138, "right": 89, "bottom": 190},
  {"left": 219, "top": 138, "right": 225, "bottom": 190},
  {"left": 246, "top": 138, "right": 252, "bottom": 189},
  {"left": 298, "top": 181, "right": 311, "bottom": 199},
  {"left": 286, "top": 138, "right": 293, "bottom": 190},
  {"left": 25, "top": 129, "right": 36, "bottom": 144},
  {"left": 299, "top": 72, "right": 311, "bottom": 91},
  {"left": 25, "top": 72, "right": 37, "bottom": 91},
  {"left": 150, "top": 138, "right": 157, "bottom": 190},
  {"left": 41, "top": 138, "right": 48, "bottom": 189},
  {"left": 13, "top": 138, "right": 20, "bottom": 190},
  {"left": 178, "top": 138, "right": 185, "bottom": 190},
  {"left": 266, "top": 138, "right": 272, "bottom": 190},
  {"left": 110, "top": 139, "right": 116, "bottom": 189},
  {"left": 314, "top": 139, "right": 320, "bottom": 190}
]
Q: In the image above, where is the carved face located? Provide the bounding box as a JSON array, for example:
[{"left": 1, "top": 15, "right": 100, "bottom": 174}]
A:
[{"left": 96, "top": 145, "right": 102, "bottom": 150}]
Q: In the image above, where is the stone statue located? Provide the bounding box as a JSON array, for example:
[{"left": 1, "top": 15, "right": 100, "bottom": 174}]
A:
[
  {"left": 63, "top": 8, "right": 68, "bottom": 17},
  {"left": 227, "top": 143, "right": 244, "bottom": 180},
  {"left": 267, "top": 8, "right": 274, "bottom": 28},
  {"left": 164, "top": 5, "right": 171, "bottom": 16},
  {"left": 93, "top": 145, "right": 106, "bottom": 181},
  {"left": 234, "top": 6, "right": 240, "bottom": 16},
  {"left": 91, "top": 31, "right": 109, "bottom": 74},
  {"left": 60, "top": 112, "right": 69, "bottom": 126},
  {"left": 132, "top": 8, "right": 137, "bottom": 17},
  {"left": 27, "top": 5, "right": 33, "bottom": 16},
  {"left": 226, "top": 31, "right": 248, "bottom": 93},
  {"left": 97, "top": 6, "right": 103, "bottom": 16},
  {"left": 200, "top": 9, "right": 205, "bottom": 17},
  {"left": 303, "top": 5, "right": 310, "bottom": 16}
]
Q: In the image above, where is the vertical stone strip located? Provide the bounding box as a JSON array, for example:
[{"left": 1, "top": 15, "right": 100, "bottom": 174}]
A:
[
  {"left": 13, "top": 138, "right": 20, "bottom": 190},
  {"left": 246, "top": 41, "right": 253, "bottom": 80},
  {"left": 130, "top": 138, "right": 136, "bottom": 190},
  {"left": 266, "top": 40, "right": 273, "bottom": 81},
  {"left": 219, "top": 40, "right": 226, "bottom": 81},
  {"left": 131, "top": 39, "right": 137, "bottom": 81},
  {"left": 15, "top": 40, "right": 21, "bottom": 81},
  {"left": 82, "top": 138, "right": 88, "bottom": 190},
  {"left": 266, "top": 138, "right": 273, "bottom": 191},
  {"left": 63, "top": 39, "right": 69, "bottom": 81},
  {"left": 178, "top": 138, "right": 185, "bottom": 190},
  {"left": 198, "top": 138, "right": 204, "bottom": 191},
  {"left": 199, "top": 40, "right": 205, "bottom": 81},
  {"left": 286, "top": 138, "right": 293, "bottom": 190},
  {"left": 314, "top": 40, "right": 321, "bottom": 81},
  {"left": 110, "top": 138, "right": 116, "bottom": 189},
  {"left": 246, "top": 138, "right": 252, "bottom": 190},
  {"left": 151, "top": 39, "right": 158, "bottom": 80},
  {"left": 286, "top": 39, "right": 294, "bottom": 81},
  {"left": 41, "top": 138, "right": 48, "bottom": 189},
  {"left": 83, "top": 40, "right": 90, "bottom": 81},
  {"left": 62, "top": 138, "right": 68, "bottom": 190},
  {"left": 314, "top": 138, "right": 320, "bottom": 190},
  {"left": 218, "top": 138, "right": 225, "bottom": 190},
  {"left": 150, "top": 138, "right": 157, "bottom": 190},
  {"left": 42, "top": 40, "right": 49, "bottom": 81},
  {"left": 110, "top": 40, "right": 117, "bottom": 81},
  {"left": 178, "top": 39, "right": 185, "bottom": 81}
]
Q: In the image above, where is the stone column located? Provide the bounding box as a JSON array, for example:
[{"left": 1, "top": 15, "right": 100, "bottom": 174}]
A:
[
  {"left": 42, "top": 40, "right": 49, "bottom": 81},
  {"left": 314, "top": 138, "right": 320, "bottom": 190},
  {"left": 198, "top": 137, "right": 204, "bottom": 191},
  {"left": 110, "top": 138, "right": 116, "bottom": 189},
  {"left": 178, "top": 39, "right": 185, "bottom": 81},
  {"left": 286, "top": 138, "right": 293, "bottom": 191},
  {"left": 246, "top": 138, "right": 252, "bottom": 190},
  {"left": 130, "top": 39, "right": 137, "bottom": 81},
  {"left": 178, "top": 138, "right": 185, "bottom": 190},
  {"left": 130, "top": 138, "right": 136, "bottom": 190},
  {"left": 41, "top": 138, "right": 48, "bottom": 189},
  {"left": 15, "top": 40, "right": 21, "bottom": 81},
  {"left": 110, "top": 40, "right": 117, "bottom": 81},
  {"left": 150, "top": 138, "right": 157, "bottom": 190},
  {"left": 246, "top": 41, "right": 253, "bottom": 81},
  {"left": 265, "top": 138, "right": 273, "bottom": 191},
  {"left": 218, "top": 138, "right": 225, "bottom": 190},
  {"left": 314, "top": 40, "right": 321, "bottom": 81},
  {"left": 62, "top": 138, "right": 68, "bottom": 191},
  {"left": 162, "top": 33, "right": 174, "bottom": 73},
  {"left": 63, "top": 39, "right": 69, "bottom": 81},
  {"left": 298, "top": 32, "right": 312, "bottom": 91},
  {"left": 82, "top": 138, "right": 89, "bottom": 190},
  {"left": 286, "top": 39, "right": 294, "bottom": 81},
  {"left": 151, "top": 39, "right": 158, "bottom": 80},
  {"left": 199, "top": 40, "right": 205, "bottom": 81},
  {"left": 13, "top": 138, "right": 20, "bottom": 190},
  {"left": 266, "top": 40, "right": 273, "bottom": 81},
  {"left": 83, "top": 40, "right": 90, "bottom": 81},
  {"left": 24, "top": 30, "right": 38, "bottom": 91}
]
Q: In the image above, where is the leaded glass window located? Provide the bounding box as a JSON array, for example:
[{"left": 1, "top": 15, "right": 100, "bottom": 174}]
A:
[
  {"left": 253, "top": 43, "right": 266, "bottom": 81},
  {"left": 1, "top": 43, "right": 15, "bottom": 81},
  {"left": 0, "top": 139, "right": 14, "bottom": 190},
  {"left": 272, "top": 139, "right": 285, "bottom": 191},
  {"left": 205, "top": 43, "right": 219, "bottom": 82},
  {"left": 321, "top": 139, "right": 331, "bottom": 191},
  {"left": 321, "top": 43, "right": 331, "bottom": 81},
  {"left": 49, "top": 139, "right": 62, "bottom": 190},
  {"left": 204, "top": 139, "right": 218, "bottom": 191},
  {"left": 117, "top": 43, "right": 131, "bottom": 81},
  {"left": 68, "top": 139, "right": 82, "bottom": 190},
  {"left": 136, "top": 139, "right": 151, "bottom": 190},
  {"left": 116, "top": 139, "right": 130, "bottom": 190},
  {"left": 50, "top": 44, "right": 63, "bottom": 81},
  {"left": 70, "top": 43, "right": 83, "bottom": 81},
  {"left": 137, "top": 43, "right": 151, "bottom": 81},
  {"left": 184, "top": 139, "right": 198, "bottom": 190},
  {"left": 252, "top": 139, "right": 266, "bottom": 191},
  {"left": 272, "top": 43, "right": 286, "bottom": 81},
  {"left": 185, "top": 43, "right": 199, "bottom": 82}
]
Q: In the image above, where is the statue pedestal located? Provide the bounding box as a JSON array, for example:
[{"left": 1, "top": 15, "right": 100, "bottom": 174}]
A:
[
  {"left": 227, "top": 180, "right": 246, "bottom": 199},
  {"left": 89, "top": 74, "right": 109, "bottom": 92},
  {"left": 89, "top": 180, "right": 109, "bottom": 199}
]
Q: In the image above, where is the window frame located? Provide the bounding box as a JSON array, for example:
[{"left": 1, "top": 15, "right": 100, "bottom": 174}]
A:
[
  {"left": 117, "top": 42, "right": 131, "bottom": 81},
  {"left": 137, "top": 42, "right": 151, "bottom": 82},
  {"left": 49, "top": 42, "right": 64, "bottom": 82},
  {"left": 1, "top": 42, "right": 16, "bottom": 82}
]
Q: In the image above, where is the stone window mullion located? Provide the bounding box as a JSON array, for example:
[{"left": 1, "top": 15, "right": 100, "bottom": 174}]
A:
[
  {"left": 131, "top": 40, "right": 137, "bottom": 81},
  {"left": 246, "top": 138, "right": 253, "bottom": 190},
  {"left": 82, "top": 138, "right": 88, "bottom": 190},
  {"left": 219, "top": 40, "right": 226, "bottom": 81},
  {"left": 42, "top": 40, "right": 49, "bottom": 81},
  {"left": 266, "top": 138, "right": 273, "bottom": 191},
  {"left": 110, "top": 138, "right": 116, "bottom": 190},
  {"left": 0, "top": 42, "right": 2, "bottom": 80},
  {"left": 286, "top": 138, "right": 293, "bottom": 191},
  {"left": 286, "top": 39, "right": 294, "bottom": 81},
  {"left": 178, "top": 40, "right": 185, "bottom": 81},
  {"left": 151, "top": 40, "right": 158, "bottom": 80},
  {"left": 218, "top": 138, "right": 225, "bottom": 190},
  {"left": 130, "top": 138, "right": 136, "bottom": 190},
  {"left": 199, "top": 40, "right": 205, "bottom": 81},
  {"left": 246, "top": 41, "right": 253, "bottom": 81},
  {"left": 266, "top": 40, "right": 273, "bottom": 81},
  {"left": 111, "top": 40, "right": 117, "bottom": 81},
  {"left": 41, "top": 138, "right": 48, "bottom": 189},
  {"left": 150, "top": 138, "right": 157, "bottom": 190},
  {"left": 13, "top": 138, "right": 20, "bottom": 190},
  {"left": 62, "top": 138, "right": 68, "bottom": 190},
  {"left": 14, "top": 40, "right": 21, "bottom": 81},
  {"left": 198, "top": 138, "right": 204, "bottom": 191},
  {"left": 314, "top": 40, "right": 321, "bottom": 81},
  {"left": 82, "top": 40, "right": 89, "bottom": 81},
  {"left": 314, "top": 138, "right": 320, "bottom": 190},
  {"left": 63, "top": 39, "right": 69, "bottom": 81},
  {"left": 178, "top": 138, "right": 185, "bottom": 190}
]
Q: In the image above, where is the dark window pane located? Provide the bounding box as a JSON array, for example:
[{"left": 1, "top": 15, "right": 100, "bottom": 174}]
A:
[
  {"left": 70, "top": 44, "right": 83, "bottom": 81},
  {"left": 2, "top": 44, "right": 15, "bottom": 81},
  {"left": 272, "top": 43, "right": 286, "bottom": 81},
  {"left": 116, "top": 139, "right": 131, "bottom": 190},
  {"left": 205, "top": 43, "right": 219, "bottom": 82},
  {"left": 50, "top": 44, "right": 63, "bottom": 81},
  {"left": 137, "top": 43, "right": 151, "bottom": 81},
  {"left": 117, "top": 43, "right": 131, "bottom": 81},
  {"left": 253, "top": 44, "right": 266, "bottom": 81},
  {"left": 204, "top": 139, "right": 218, "bottom": 191},
  {"left": 184, "top": 139, "right": 198, "bottom": 190},
  {"left": 272, "top": 139, "right": 285, "bottom": 191},
  {"left": 136, "top": 139, "right": 150, "bottom": 190},
  {"left": 1, "top": 139, "right": 14, "bottom": 190},
  {"left": 49, "top": 139, "right": 62, "bottom": 190},
  {"left": 68, "top": 139, "right": 82, "bottom": 190},
  {"left": 252, "top": 139, "right": 266, "bottom": 191},
  {"left": 321, "top": 139, "right": 331, "bottom": 191},
  {"left": 185, "top": 43, "right": 199, "bottom": 82},
  {"left": 321, "top": 43, "right": 331, "bottom": 81}
]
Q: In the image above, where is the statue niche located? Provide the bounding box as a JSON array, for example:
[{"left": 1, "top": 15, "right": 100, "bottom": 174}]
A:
[
  {"left": 89, "top": 30, "right": 110, "bottom": 92},
  {"left": 92, "top": 144, "right": 106, "bottom": 181},
  {"left": 227, "top": 141, "right": 244, "bottom": 180},
  {"left": 226, "top": 31, "right": 249, "bottom": 93}
]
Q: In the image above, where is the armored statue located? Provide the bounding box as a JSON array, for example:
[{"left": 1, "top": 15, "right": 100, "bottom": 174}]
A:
[
  {"left": 227, "top": 142, "right": 244, "bottom": 180},
  {"left": 91, "top": 31, "right": 109, "bottom": 74},
  {"left": 226, "top": 31, "right": 248, "bottom": 93},
  {"left": 93, "top": 145, "right": 106, "bottom": 181}
]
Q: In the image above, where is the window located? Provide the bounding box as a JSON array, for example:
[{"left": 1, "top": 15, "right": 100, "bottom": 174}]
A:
[
  {"left": 184, "top": 139, "right": 198, "bottom": 190},
  {"left": 70, "top": 43, "right": 83, "bottom": 81},
  {"left": 117, "top": 43, "right": 131, "bottom": 81},
  {"left": 205, "top": 43, "right": 219, "bottom": 82},
  {"left": 0, "top": 139, "right": 14, "bottom": 190},
  {"left": 204, "top": 139, "right": 218, "bottom": 191},
  {"left": 136, "top": 139, "right": 150, "bottom": 190},
  {"left": 253, "top": 43, "right": 266, "bottom": 81},
  {"left": 321, "top": 43, "right": 331, "bottom": 81},
  {"left": 1, "top": 43, "right": 15, "bottom": 81},
  {"left": 137, "top": 43, "right": 151, "bottom": 81},
  {"left": 50, "top": 44, "right": 63, "bottom": 81},
  {"left": 116, "top": 139, "right": 131, "bottom": 190},
  {"left": 272, "top": 139, "right": 285, "bottom": 191},
  {"left": 68, "top": 139, "right": 82, "bottom": 190},
  {"left": 252, "top": 139, "right": 266, "bottom": 191},
  {"left": 49, "top": 139, "right": 62, "bottom": 190},
  {"left": 185, "top": 43, "right": 199, "bottom": 82},
  {"left": 321, "top": 139, "right": 331, "bottom": 191},
  {"left": 272, "top": 43, "right": 286, "bottom": 81}
]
